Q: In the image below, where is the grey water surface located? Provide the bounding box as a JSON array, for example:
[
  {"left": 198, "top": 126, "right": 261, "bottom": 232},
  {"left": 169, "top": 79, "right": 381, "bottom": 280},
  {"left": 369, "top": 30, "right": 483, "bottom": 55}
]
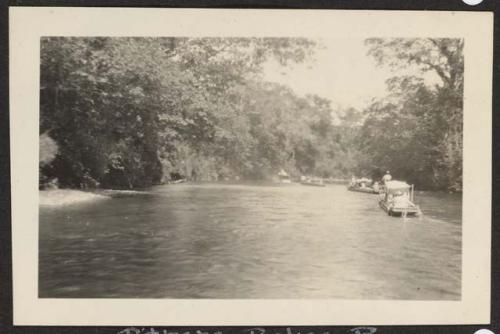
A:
[{"left": 39, "top": 183, "right": 461, "bottom": 299}]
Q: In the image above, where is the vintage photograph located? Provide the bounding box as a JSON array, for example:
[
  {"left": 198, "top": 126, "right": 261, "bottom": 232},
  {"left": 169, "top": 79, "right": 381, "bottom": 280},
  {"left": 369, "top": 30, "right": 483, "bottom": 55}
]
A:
[
  {"left": 8, "top": 7, "right": 492, "bottom": 326},
  {"left": 38, "top": 36, "right": 463, "bottom": 300}
]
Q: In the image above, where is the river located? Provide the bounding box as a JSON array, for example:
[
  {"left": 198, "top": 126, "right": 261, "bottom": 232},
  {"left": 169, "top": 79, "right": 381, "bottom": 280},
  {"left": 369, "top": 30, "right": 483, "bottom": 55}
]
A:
[{"left": 39, "top": 183, "right": 461, "bottom": 300}]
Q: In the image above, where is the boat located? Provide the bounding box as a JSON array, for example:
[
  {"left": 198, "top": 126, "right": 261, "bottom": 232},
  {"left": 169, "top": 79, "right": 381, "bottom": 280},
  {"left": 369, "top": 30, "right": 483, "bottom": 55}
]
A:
[
  {"left": 300, "top": 176, "right": 326, "bottom": 187},
  {"left": 348, "top": 184, "right": 378, "bottom": 194},
  {"left": 347, "top": 178, "right": 380, "bottom": 194},
  {"left": 378, "top": 180, "right": 421, "bottom": 217},
  {"left": 324, "top": 177, "right": 348, "bottom": 184},
  {"left": 278, "top": 169, "right": 292, "bottom": 184}
]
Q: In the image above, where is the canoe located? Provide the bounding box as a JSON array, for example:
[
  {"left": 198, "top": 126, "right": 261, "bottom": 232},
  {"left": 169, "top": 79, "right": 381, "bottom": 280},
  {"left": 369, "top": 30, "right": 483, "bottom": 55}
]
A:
[
  {"left": 300, "top": 180, "right": 325, "bottom": 187},
  {"left": 347, "top": 185, "right": 378, "bottom": 194}
]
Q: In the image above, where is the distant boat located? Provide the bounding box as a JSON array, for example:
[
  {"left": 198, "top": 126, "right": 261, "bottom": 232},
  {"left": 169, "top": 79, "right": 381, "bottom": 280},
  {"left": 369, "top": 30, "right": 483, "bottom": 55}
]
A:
[
  {"left": 379, "top": 180, "right": 421, "bottom": 217},
  {"left": 278, "top": 169, "right": 292, "bottom": 184},
  {"left": 347, "top": 178, "right": 380, "bottom": 194},
  {"left": 324, "top": 177, "right": 348, "bottom": 184},
  {"left": 300, "top": 177, "right": 325, "bottom": 187}
]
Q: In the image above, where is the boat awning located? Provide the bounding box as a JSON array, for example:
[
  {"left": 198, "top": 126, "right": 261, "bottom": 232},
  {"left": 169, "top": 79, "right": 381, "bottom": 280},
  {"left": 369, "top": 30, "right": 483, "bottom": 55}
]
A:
[{"left": 385, "top": 180, "right": 411, "bottom": 191}]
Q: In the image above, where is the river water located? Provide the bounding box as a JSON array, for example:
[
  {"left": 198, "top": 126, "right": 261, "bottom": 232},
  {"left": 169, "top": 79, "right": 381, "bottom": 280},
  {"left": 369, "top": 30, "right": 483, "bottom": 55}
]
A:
[{"left": 39, "top": 183, "right": 461, "bottom": 300}]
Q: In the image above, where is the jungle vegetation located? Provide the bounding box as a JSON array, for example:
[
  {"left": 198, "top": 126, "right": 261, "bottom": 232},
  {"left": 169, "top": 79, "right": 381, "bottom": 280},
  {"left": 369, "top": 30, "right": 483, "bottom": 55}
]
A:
[{"left": 39, "top": 37, "right": 463, "bottom": 191}]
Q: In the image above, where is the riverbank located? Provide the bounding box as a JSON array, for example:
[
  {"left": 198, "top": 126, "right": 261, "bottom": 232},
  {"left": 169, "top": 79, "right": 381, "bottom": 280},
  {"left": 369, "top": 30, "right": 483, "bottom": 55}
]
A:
[{"left": 39, "top": 189, "right": 109, "bottom": 207}]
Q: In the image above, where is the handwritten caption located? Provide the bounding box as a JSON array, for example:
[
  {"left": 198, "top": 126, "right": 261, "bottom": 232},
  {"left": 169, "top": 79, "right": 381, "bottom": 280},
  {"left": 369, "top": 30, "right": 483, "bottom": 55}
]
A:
[{"left": 118, "top": 327, "right": 377, "bottom": 334}]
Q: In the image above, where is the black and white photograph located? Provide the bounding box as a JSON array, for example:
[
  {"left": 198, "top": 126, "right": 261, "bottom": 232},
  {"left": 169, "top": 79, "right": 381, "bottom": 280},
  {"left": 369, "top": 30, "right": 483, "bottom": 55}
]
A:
[
  {"left": 9, "top": 8, "right": 492, "bottom": 326},
  {"left": 38, "top": 36, "right": 464, "bottom": 300}
]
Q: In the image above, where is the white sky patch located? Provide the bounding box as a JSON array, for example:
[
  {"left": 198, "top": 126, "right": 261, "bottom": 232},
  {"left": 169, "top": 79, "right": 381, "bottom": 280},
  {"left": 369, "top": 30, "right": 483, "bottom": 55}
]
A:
[{"left": 261, "top": 38, "right": 439, "bottom": 110}]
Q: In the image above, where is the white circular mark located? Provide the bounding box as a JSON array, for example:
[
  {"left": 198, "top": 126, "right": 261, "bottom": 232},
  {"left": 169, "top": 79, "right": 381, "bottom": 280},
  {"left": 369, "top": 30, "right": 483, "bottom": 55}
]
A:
[
  {"left": 462, "top": 0, "right": 484, "bottom": 5},
  {"left": 474, "top": 329, "right": 495, "bottom": 334}
]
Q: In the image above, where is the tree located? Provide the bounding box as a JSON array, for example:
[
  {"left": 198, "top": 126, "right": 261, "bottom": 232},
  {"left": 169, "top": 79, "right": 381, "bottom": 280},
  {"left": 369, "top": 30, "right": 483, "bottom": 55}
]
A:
[
  {"left": 39, "top": 37, "right": 320, "bottom": 188},
  {"left": 361, "top": 38, "right": 464, "bottom": 190}
]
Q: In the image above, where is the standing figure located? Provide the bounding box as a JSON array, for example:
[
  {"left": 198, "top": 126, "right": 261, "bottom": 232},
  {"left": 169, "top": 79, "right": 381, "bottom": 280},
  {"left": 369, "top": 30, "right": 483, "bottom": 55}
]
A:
[{"left": 382, "top": 170, "right": 392, "bottom": 184}]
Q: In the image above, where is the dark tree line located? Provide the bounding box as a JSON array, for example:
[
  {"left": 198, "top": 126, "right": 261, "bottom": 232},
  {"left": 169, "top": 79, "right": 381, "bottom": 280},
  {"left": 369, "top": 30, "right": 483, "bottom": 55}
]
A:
[
  {"left": 39, "top": 37, "right": 356, "bottom": 189},
  {"left": 39, "top": 37, "right": 463, "bottom": 191}
]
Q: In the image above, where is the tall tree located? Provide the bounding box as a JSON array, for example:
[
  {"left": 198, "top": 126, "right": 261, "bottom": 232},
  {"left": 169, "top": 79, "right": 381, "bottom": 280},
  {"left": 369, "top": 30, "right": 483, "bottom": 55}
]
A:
[
  {"left": 362, "top": 38, "right": 464, "bottom": 190},
  {"left": 39, "top": 37, "right": 319, "bottom": 188}
]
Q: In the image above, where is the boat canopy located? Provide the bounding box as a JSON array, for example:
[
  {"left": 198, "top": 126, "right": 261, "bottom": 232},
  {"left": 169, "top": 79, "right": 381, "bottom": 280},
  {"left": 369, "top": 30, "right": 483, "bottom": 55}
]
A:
[{"left": 385, "top": 180, "right": 411, "bottom": 192}]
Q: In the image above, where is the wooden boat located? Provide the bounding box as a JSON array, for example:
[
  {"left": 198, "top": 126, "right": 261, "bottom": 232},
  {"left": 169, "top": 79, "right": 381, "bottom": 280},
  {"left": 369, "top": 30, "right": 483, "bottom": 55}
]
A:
[
  {"left": 278, "top": 169, "right": 292, "bottom": 184},
  {"left": 348, "top": 184, "right": 378, "bottom": 194},
  {"left": 300, "top": 177, "right": 325, "bottom": 187},
  {"left": 347, "top": 178, "right": 380, "bottom": 194},
  {"left": 379, "top": 180, "right": 421, "bottom": 217},
  {"left": 324, "top": 177, "right": 348, "bottom": 184}
]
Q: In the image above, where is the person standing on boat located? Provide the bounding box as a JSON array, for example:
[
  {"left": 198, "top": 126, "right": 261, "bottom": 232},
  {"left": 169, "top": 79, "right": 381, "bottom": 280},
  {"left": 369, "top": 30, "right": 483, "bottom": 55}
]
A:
[{"left": 382, "top": 171, "right": 392, "bottom": 185}]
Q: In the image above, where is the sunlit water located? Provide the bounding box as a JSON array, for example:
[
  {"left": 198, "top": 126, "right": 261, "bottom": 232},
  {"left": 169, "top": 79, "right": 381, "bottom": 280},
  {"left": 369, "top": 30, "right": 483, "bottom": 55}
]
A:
[{"left": 39, "top": 183, "right": 461, "bottom": 299}]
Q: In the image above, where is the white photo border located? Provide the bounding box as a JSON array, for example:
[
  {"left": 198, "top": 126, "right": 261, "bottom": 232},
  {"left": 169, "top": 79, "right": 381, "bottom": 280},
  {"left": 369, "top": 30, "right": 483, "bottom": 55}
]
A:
[{"left": 9, "top": 7, "right": 493, "bottom": 326}]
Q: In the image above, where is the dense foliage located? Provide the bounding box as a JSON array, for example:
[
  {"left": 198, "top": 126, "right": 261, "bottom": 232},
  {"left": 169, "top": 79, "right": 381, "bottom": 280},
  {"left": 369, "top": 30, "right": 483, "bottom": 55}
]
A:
[
  {"left": 40, "top": 37, "right": 355, "bottom": 189},
  {"left": 39, "top": 37, "right": 463, "bottom": 191},
  {"left": 359, "top": 38, "right": 463, "bottom": 191}
]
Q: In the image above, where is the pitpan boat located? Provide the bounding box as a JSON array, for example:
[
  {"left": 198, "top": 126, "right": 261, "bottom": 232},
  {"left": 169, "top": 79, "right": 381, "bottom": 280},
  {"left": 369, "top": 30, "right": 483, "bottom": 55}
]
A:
[
  {"left": 347, "top": 178, "right": 380, "bottom": 194},
  {"left": 379, "top": 180, "right": 421, "bottom": 217},
  {"left": 300, "top": 177, "right": 326, "bottom": 187}
]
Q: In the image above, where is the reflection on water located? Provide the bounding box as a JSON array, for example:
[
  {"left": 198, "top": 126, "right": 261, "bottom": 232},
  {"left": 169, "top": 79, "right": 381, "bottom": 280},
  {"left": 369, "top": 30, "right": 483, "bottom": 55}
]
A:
[{"left": 39, "top": 183, "right": 461, "bottom": 299}]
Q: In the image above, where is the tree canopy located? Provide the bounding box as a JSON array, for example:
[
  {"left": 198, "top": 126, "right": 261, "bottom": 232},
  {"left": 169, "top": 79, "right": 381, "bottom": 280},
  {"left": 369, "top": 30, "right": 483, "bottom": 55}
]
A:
[
  {"left": 40, "top": 37, "right": 348, "bottom": 189},
  {"left": 39, "top": 37, "right": 463, "bottom": 191},
  {"left": 359, "top": 38, "right": 463, "bottom": 190}
]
